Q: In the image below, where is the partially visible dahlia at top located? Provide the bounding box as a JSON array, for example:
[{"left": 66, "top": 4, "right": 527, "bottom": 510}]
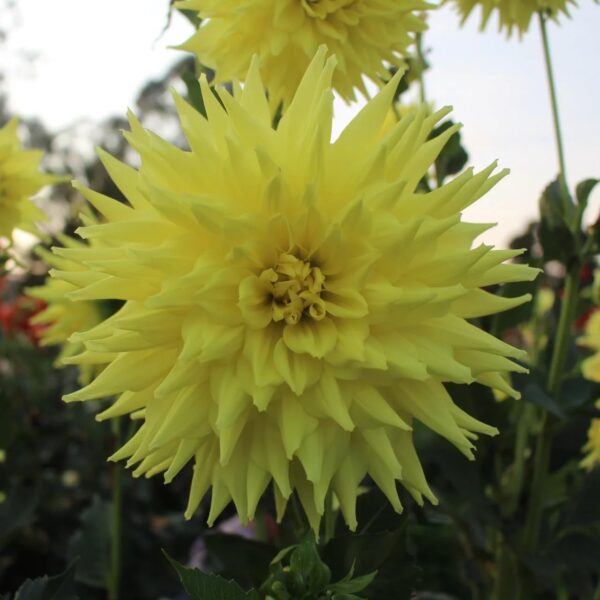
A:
[
  {"left": 176, "top": 0, "right": 432, "bottom": 107},
  {"left": 450, "top": 0, "right": 575, "bottom": 36},
  {"left": 55, "top": 49, "right": 538, "bottom": 532}
]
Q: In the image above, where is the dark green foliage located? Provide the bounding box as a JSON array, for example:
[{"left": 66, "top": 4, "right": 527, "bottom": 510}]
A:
[
  {"left": 13, "top": 563, "right": 78, "bottom": 600},
  {"left": 202, "top": 533, "right": 279, "bottom": 589},
  {"left": 165, "top": 552, "right": 260, "bottom": 600},
  {"left": 431, "top": 120, "right": 469, "bottom": 187},
  {"left": 261, "top": 536, "right": 376, "bottom": 600},
  {"left": 67, "top": 498, "right": 110, "bottom": 589},
  {"left": 539, "top": 179, "right": 577, "bottom": 264}
]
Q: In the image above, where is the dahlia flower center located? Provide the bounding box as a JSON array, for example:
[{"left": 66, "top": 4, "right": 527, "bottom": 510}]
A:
[
  {"left": 301, "top": 0, "right": 355, "bottom": 18},
  {"left": 262, "top": 252, "right": 326, "bottom": 325}
]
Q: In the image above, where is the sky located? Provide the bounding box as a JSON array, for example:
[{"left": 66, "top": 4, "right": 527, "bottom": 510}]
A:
[{"left": 1, "top": 0, "right": 599, "bottom": 247}]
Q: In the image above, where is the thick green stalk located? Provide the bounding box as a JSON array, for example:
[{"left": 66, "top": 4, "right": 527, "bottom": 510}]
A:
[
  {"left": 521, "top": 7, "right": 580, "bottom": 570},
  {"left": 108, "top": 418, "right": 123, "bottom": 600},
  {"left": 522, "top": 267, "right": 580, "bottom": 551},
  {"left": 503, "top": 403, "right": 535, "bottom": 518},
  {"left": 492, "top": 535, "right": 518, "bottom": 600},
  {"left": 538, "top": 11, "right": 570, "bottom": 210}
]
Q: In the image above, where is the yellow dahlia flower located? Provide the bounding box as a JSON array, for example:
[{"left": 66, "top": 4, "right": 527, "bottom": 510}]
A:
[
  {"left": 0, "top": 119, "right": 61, "bottom": 239},
  {"left": 27, "top": 228, "right": 105, "bottom": 384},
  {"left": 55, "top": 49, "right": 537, "bottom": 532},
  {"left": 176, "top": 0, "right": 432, "bottom": 106},
  {"left": 450, "top": 0, "right": 574, "bottom": 35}
]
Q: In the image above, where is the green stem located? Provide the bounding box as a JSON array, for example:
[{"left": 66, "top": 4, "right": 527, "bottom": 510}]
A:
[
  {"left": 108, "top": 418, "right": 123, "bottom": 600},
  {"left": 520, "top": 16, "right": 581, "bottom": 588},
  {"left": 415, "top": 32, "right": 427, "bottom": 105},
  {"left": 548, "top": 270, "right": 579, "bottom": 394},
  {"left": 538, "top": 11, "right": 570, "bottom": 210},
  {"left": 522, "top": 269, "right": 579, "bottom": 547},
  {"left": 323, "top": 491, "right": 336, "bottom": 544},
  {"left": 289, "top": 493, "right": 307, "bottom": 540},
  {"left": 503, "top": 403, "right": 534, "bottom": 518},
  {"left": 492, "top": 535, "right": 518, "bottom": 600}
]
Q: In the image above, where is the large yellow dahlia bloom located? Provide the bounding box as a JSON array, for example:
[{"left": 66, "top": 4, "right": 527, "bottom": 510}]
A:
[
  {"left": 27, "top": 226, "right": 105, "bottom": 384},
  {"left": 177, "top": 0, "right": 432, "bottom": 106},
  {"left": 0, "top": 119, "right": 60, "bottom": 239},
  {"left": 450, "top": 0, "right": 574, "bottom": 35},
  {"left": 55, "top": 49, "right": 537, "bottom": 532}
]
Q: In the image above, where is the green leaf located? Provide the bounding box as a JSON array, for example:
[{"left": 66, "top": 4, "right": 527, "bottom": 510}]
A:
[
  {"left": 164, "top": 551, "right": 260, "bottom": 600},
  {"left": 518, "top": 380, "right": 565, "bottom": 418},
  {"left": 560, "top": 377, "right": 595, "bottom": 412},
  {"left": 177, "top": 8, "right": 202, "bottom": 27},
  {"left": 564, "top": 468, "right": 600, "bottom": 527},
  {"left": 0, "top": 485, "right": 39, "bottom": 543},
  {"left": 14, "top": 563, "right": 78, "bottom": 600},
  {"left": 323, "top": 531, "right": 400, "bottom": 581},
  {"left": 67, "top": 497, "right": 110, "bottom": 589},
  {"left": 491, "top": 279, "right": 538, "bottom": 333},
  {"left": 431, "top": 120, "right": 469, "bottom": 186},
  {"left": 575, "top": 178, "right": 599, "bottom": 209},
  {"left": 182, "top": 73, "right": 207, "bottom": 118},
  {"left": 203, "top": 533, "right": 278, "bottom": 589},
  {"left": 323, "top": 525, "right": 416, "bottom": 599},
  {"left": 327, "top": 570, "right": 377, "bottom": 594},
  {"left": 538, "top": 178, "right": 576, "bottom": 264}
]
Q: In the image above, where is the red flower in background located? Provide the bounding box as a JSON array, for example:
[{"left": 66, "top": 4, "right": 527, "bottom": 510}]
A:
[{"left": 0, "top": 294, "right": 47, "bottom": 345}]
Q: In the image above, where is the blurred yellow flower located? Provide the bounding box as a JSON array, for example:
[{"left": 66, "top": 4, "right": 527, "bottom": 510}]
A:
[
  {"left": 176, "top": 0, "right": 432, "bottom": 107},
  {"left": 581, "top": 402, "right": 600, "bottom": 470},
  {"left": 27, "top": 229, "right": 105, "bottom": 384},
  {"left": 0, "top": 119, "right": 61, "bottom": 239},
  {"left": 579, "top": 311, "right": 600, "bottom": 469},
  {"left": 580, "top": 311, "right": 600, "bottom": 382},
  {"left": 55, "top": 49, "right": 537, "bottom": 532},
  {"left": 450, "top": 0, "right": 574, "bottom": 35}
]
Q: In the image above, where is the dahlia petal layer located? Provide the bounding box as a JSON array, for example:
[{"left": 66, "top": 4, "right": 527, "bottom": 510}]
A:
[
  {"left": 54, "top": 49, "right": 538, "bottom": 532},
  {"left": 26, "top": 233, "right": 105, "bottom": 384}
]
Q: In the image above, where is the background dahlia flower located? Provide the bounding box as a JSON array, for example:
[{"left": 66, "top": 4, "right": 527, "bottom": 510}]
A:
[
  {"left": 176, "top": 0, "right": 432, "bottom": 107},
  {"left": 579, "top": 311, "right": 600, "bottom": 469},
  {"left": 0, "top": 118, "right": 61, "bottom": 239},
  {"left": 580, "top": 311, "right": 600, "bottom": 382},
  {"left": 450, "top": 0, "right": 575, "bottom": 35},
  {"left": 581, "top": 404, "right": 600, "bottom": 470},
  {"left": 55, "top": 49, "right": 537, "bottom": 532},
  {"left": 26, "top": 224, "right": 106, "bottom": 384}
]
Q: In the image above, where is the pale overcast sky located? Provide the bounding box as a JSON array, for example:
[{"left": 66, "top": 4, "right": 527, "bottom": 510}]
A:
[{"left": 1, "top": 0, "right": 598, "bottom": 246}]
